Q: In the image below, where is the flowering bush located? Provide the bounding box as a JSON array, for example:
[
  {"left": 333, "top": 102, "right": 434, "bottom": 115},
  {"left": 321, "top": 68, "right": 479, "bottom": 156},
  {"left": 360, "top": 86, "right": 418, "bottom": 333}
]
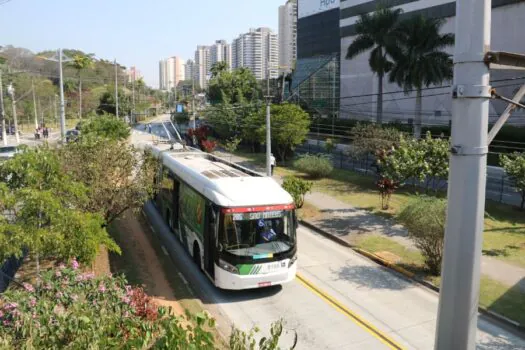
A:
[
  {"left": 0, "top": 261, "right": 291, "bottom": 349},
  {"left": 201, "top": 139, "right": 217, "bottom": 153}
]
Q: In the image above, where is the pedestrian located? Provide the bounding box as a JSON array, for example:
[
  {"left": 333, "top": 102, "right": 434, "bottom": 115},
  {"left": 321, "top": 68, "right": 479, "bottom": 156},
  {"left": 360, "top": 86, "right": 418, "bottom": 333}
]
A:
[
  {"left": 270, "top": 153, "right": 276, "bottom": 176},
  {"left": 44, "top": 127, "right": 49, "bottom": 139}
]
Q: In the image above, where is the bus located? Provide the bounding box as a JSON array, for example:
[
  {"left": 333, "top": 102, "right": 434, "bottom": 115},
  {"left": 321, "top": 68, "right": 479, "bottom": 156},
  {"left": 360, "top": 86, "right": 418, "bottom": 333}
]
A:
[{"left": 147, "top": 142, "right": 297, "bottom": 290}]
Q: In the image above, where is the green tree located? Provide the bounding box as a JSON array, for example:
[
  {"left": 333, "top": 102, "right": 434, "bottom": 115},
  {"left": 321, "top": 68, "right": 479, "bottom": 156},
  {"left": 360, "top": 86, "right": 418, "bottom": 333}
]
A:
[
  {"left": 58, "top": 138, "right": 158, "bottom": 225},
  {"left": 388, "top": 16, "right": 454, "bottom": 138},
  {"left": 207, "top": 67, "right": 260, "bottom": 105},
  {"left": 70, "top": 53, "right": 95, "bottom": 119},
  {"left": 210, "top": 61, "right": 228, "bottom": 78},
  {"left": 268, "top": 103, "right": 311, "bottom": 161},
  {"left": 350, "top": 122, "right": 402, "bottom": 158},
  {"left": 0, "top": 146, "right": 119, "bottom": 268},
  {"left": 397, "top": 196, "right": 446, "bottom": 275},
  {"left": 80, "top": 113, "right": 130, "bottom": 140},
  {"left": 282, "top": 176, "right": 313, "bottom": 208},
  {"left": 500, "top": 152, "right": 525, "bottom": 210},
  {"left": 224, "top": 136, "right": 241, "bottom": 161},
  {"left": 346, "top": 7, "right": 402, "bottom": 124},
  {"left": 98, "top": 85, "right": 132, "bottom": 116}
]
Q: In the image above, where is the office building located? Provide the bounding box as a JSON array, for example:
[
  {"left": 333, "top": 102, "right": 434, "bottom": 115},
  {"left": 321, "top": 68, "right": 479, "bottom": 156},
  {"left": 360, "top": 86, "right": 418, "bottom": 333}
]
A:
[
  {"left": 278, "top": 0, "right": 297, "bottom": 73},
  {"left": 159, "top": 60, "right": 167, "bottom": 90},
  {"left": 210, "top": 40, "right": 232, "bottom": 70},
  {"left": 159, "top": 56, "right": 185, "bottom": 91},
  {"left": 232, "top": 27, "right": 278, "bottom": 80},
  {"left": 194, "top": 45, "right": 211, "bottom": 89},
  {"left": 184, "top": 59, "right": 195, "bottom": 82}
]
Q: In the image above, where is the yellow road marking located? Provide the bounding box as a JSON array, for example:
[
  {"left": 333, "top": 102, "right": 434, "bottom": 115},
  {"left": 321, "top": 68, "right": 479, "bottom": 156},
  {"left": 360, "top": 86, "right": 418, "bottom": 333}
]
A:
[{"left": 296, "top": 273, "right": 405, "bottom": 350}]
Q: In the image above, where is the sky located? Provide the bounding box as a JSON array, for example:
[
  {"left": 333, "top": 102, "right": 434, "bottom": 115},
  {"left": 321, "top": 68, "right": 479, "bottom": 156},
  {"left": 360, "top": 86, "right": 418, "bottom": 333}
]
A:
[{"left": 0, "top": 0, "right": 285, "bottom": 87}]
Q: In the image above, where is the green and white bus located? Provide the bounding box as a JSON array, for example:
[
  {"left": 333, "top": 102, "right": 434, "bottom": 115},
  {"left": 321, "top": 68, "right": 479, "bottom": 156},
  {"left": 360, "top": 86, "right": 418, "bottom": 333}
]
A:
[{"left": 148, "top": 143, "right": 297, "bottom": 290}]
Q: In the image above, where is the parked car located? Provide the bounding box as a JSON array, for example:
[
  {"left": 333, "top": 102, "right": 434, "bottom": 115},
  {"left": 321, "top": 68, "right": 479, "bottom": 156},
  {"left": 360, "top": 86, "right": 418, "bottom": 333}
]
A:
[
  {"left": 0, "top": 146, "right": 19, "bottom": 160},
  {"left": 66, "top": 129, "right": 80, "bottom": 143}
]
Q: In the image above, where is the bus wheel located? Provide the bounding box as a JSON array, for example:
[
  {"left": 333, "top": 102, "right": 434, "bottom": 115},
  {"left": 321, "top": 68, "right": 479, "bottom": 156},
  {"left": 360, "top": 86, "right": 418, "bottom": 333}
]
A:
[{"left": 193, "top": 243, "right": 202, "bottom": 271}]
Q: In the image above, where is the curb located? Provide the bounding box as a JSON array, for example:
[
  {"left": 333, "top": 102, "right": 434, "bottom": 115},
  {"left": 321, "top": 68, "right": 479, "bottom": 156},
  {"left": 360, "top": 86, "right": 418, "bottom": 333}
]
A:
[{"left": 299, "top": 219, "right": 525, "bottom": 336}]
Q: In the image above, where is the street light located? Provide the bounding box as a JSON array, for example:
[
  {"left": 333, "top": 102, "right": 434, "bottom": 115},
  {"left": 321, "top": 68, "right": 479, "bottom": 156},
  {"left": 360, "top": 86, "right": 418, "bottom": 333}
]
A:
[{"left": 6, "top": 83, "right": 20, "bottom": 144}]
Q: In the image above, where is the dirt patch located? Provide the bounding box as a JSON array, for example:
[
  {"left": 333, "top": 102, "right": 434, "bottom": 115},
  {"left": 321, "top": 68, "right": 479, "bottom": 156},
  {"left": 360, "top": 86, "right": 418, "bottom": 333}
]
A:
[
  {"left": 109, "top": 211, "right": 184, "bottom": 316},
  {"left": 298, "top": 201, "right": 322, "bottom": 220},
  {"left": 92, "top": 245, "right": 111, "bottom": 277}
]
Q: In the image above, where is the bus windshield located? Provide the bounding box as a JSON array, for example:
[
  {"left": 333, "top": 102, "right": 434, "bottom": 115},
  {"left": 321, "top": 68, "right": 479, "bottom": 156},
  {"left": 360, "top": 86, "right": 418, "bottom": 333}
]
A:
[{"left": 219, "top": 210, "right": 295, "bottom": 257}]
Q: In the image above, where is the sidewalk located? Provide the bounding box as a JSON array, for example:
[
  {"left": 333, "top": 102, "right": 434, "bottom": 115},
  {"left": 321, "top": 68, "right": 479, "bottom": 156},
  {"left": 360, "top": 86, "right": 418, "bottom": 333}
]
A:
[{"left": 217, "top": 150, "right": 525, "bottom": 293}]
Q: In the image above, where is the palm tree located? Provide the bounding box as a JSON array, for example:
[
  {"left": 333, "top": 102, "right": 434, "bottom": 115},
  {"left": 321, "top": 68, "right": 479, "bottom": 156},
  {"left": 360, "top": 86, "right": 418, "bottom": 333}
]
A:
[
  {"left": 346, "top": 7, "right": 402, "bottom": 124},
  {"left": 71, "top": 54, "right": 94, "bottom": 120},
  {"left": 388, "top": 16, "right": 454, "bottom": 138}
]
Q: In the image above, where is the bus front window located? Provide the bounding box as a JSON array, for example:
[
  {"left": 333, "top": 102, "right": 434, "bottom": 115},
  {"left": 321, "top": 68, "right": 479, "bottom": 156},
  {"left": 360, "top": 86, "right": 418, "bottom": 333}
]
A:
[{"left": 219, "top": 210, "right": 295, "bottom": 257}]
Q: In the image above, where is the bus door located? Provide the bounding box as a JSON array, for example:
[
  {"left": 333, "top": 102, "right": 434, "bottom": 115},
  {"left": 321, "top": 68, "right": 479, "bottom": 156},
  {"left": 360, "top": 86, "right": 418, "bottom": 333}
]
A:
[
  {"left": 172, "top": 178, "right": 180, "bottom": 233},
  {"left": 204, "top": 204, "right": 217, "bottom": 278}
]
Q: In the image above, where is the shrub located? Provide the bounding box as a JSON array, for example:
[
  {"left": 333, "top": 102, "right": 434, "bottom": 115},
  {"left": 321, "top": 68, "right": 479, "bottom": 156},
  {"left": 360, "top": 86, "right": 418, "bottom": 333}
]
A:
[
  {"left": 81, "top": 113, "right": 130, "bottom": 140},
  {"left": 293, "top": 154, "right": 333, "bottom": 179},
  {"left": 201, "top": 139, "right": 217, "bottom": 153},
  {"left": 282, "top": 176, "right": 313, "bottom": 208},
  {"left": 397, "top": 196, "right": 447, "bottom": 275},
  {"left": 0, "top": 262, "right": 290, "bottom": 348},
  {"left": 350, "top": 123, "right": 402, "bottom": 158},
  {"left": 500, "top": 152, "right": 525, "bottom": 210},
  {"left": 324, "top": 138, "right": 336, "bottom": 153}
]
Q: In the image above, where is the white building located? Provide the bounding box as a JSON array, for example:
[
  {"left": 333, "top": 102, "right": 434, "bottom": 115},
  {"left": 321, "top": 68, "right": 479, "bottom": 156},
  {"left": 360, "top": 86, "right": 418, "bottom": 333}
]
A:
[
  {"left": 159, "top": 56, "right": 185, "bottom": 91},
  {"left": 232, "top": 27, "right": 279, "bottom": 80},
  {"left": 339, "top": 0, "right": 525, "bottom": 124},
  {"left": 184, "top": 59, "right": 195, "bottom": 83},
  {"left": 195, "top": 45, "right": 211, "bottom": 89},
  {"left": 278, "top": 0, "right": 297, "bottom": 74},
  {"left": 210, "top": 40, "right": 232, "bottom": 70}
]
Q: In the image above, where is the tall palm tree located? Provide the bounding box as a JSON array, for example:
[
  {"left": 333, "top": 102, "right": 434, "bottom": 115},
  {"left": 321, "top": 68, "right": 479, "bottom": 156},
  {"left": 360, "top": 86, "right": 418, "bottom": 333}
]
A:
[
  {"left": 388, "top": 16, "right": 454, "bottom": 138},
  {"left": 71, "top": 54, "right": 94, "bottom": 120},
  {"left": 346, "top": 7, "right": 402, "bottom": 124}
]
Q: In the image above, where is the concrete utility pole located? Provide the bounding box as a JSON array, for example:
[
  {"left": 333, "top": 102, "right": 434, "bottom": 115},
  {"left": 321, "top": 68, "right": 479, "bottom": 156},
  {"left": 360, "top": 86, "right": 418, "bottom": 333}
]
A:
[
  {"left": 265, "top": 64, "right": 272, "bottom": 177},
  {"left": 32, "top": 79, "right": 38, "bottom": 130},
  {"left": 7, "top": 83, "right": 20, "bottom": 144},
  {"left": 0, "top": 71, "right": 7, "bottom": 146},
  {"left": 114, "top": 59, "right": 119, "bottom": 119},
  {"left": 435, "top": 0, "right": 491, "bottom": 348},
  {"left": 132, "top": 74, "right": 135, "bottom": 124},
  {"left": 54, "top": 94, "right": 58, "bottom": 128},
  {"left": 58, "top": 49, "right": 67, "bottom": 141}
]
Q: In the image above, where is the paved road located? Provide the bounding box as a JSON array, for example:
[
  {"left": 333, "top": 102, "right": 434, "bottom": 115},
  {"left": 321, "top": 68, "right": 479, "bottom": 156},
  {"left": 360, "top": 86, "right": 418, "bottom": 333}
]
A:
[{"left": 143, "top": 201, "right": 525, "bottom": 350}]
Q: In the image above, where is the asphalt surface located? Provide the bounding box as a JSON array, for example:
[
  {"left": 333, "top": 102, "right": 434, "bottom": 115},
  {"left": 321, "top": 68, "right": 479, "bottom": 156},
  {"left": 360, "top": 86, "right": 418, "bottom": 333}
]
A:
[{"left": 143, "top": 201, "right": 525, "bottom": 350}]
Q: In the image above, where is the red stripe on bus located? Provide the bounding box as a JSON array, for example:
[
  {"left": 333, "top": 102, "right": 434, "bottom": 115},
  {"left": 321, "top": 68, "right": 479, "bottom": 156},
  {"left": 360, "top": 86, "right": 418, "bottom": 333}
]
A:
[{"left": 221, "top": 204, "right": 295, "bottom": 213}]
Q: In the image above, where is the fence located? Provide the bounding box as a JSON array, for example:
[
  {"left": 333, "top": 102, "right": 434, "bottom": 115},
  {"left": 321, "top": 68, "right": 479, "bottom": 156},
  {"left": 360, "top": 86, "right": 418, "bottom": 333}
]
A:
[{"left": 295, "top": 142, "right": 522, "bottom": 208}]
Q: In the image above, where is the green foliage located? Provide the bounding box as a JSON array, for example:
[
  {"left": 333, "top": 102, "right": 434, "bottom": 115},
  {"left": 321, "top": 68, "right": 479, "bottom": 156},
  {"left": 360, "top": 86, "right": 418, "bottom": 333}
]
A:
[
  {"left": 397, "top": 196, "right": 447, "bottom": 275},
  {"left": 81, "top": 114, "right": 130, "bottom": 140},
  {"left": 0, "top": 146, "right": 118, "bottom": 264},
  {"left": 500, "top": 152, "right": 525, "bottom": 209},
  {"left": 208, "top": 67, "right": 260, "bottom": 105},
  {"left": 224, "top": 137, "right": 242, "bottom": 159},
  {"left": 205, "top": 102, "right": 240, "bottom": 140},
  {"left": 282, "top": 177, "right": 313, "bottom": 209},
  {"left": 97, "top": 85, "right": 133, "bottom": 117},
  {"left": 0, "top": 263, "right": 290, "bottom": 348},
  {"left": 269, "top": 103, "right": 311, "bottom": 161},
  {"left": 294, "top": 154, "right": 333, "bottom": 179},
  {"left": 324, "top": 138, "right": 336, "bottom": 153},
  {"left": 350, "top": 123, "right": 402, "bottom": 158},
  {"left": 58, "top": 138, "right": 158, "bottom": 225}
]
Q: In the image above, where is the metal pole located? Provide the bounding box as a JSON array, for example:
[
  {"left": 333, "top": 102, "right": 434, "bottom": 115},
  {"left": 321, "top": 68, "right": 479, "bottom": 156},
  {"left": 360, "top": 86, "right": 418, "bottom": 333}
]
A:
[
  {"left": 114, "top": 59, "right": 119, "bottom": 118},
  {"left": 32, "top": 79, "right": 38, "bottom": 130},
  {"left": 132, "top": 74, "right": 135, "bottom": 124},
  {"left": 266, "top": 64, "right": 272, "bottom": 177},
  {"left": 9, "top": 88, "right": 20, "bottom": 144},
  {"left": 58, "top": 48, "right": 66, "bottom": 142},
  {"left": 435, "top": 0, "right": 491, "bottom": 348},
  {"left": 332, "top": 62, "right": 335, "bottom": 137},
  {"left": 0, "top": 71, "right": 7, "bottom": 146},
  {"left": 54, "top": 94, "right": 58, "bottom": 129}
]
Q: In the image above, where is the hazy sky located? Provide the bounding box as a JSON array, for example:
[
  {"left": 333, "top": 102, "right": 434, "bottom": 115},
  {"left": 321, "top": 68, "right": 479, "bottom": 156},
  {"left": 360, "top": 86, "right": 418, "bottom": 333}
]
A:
[{"left": 0, "top": 0, "right": 285, "bottom": 87}]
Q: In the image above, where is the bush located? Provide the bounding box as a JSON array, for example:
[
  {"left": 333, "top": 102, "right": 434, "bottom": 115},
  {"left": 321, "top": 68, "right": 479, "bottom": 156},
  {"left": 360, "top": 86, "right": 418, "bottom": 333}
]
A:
[
  {"left": 350, "top": 123, "right": 403, "bottom": 158},
  {"left": 293, "top": 154, "right": 333, "bottom": 179},
  {"left": 324, "top": 138, "right": 336, "bottom": 153},
  {"left": 81, "top": 113, "right": 130, "bottom": 140},
  {"left": 282, "top": 176, "right": 313, "bottom": 209},
  {"left": 0, "top": 262, "right": 291, "bottom": 349},
  {"left": 397, "top": 196, "right": 447, "bottom": 275}
]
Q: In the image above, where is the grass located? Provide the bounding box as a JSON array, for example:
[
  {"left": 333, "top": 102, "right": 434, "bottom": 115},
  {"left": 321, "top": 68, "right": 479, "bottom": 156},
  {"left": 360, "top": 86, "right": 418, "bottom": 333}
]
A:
[
  {"left": 297, "top": 201, "right": 321, "bottom": 220},
  {"left": 480, "top": 275, "right": 525, "bottom": 325}
]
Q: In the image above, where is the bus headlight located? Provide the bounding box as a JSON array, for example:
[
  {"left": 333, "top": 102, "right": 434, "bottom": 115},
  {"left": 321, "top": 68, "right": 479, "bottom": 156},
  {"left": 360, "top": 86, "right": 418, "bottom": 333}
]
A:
[
  {"left": 219, "top": 259, "right": 239, "bottom": 274},
  {"left": 289, "top": 255, "right": 298, "bottom": 267}
]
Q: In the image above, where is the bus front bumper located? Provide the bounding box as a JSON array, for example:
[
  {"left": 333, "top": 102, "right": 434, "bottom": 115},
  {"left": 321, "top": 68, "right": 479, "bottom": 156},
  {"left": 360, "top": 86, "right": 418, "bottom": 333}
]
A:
[{"left": 214, "top": 262, "right": 297, "bottom": 290}]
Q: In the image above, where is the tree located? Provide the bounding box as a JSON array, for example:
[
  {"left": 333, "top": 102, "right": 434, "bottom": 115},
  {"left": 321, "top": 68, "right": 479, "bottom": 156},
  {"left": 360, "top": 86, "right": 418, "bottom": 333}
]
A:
[
  {"left": 0, "top": 146, "right": 119, "bottom": 269},
  {"left": 500, "top": 152, "right": 525, "bottom": 210},
  {"left": 282, "top": 177, "right": 313, "bottom": 209},
  {"left": 346, "top": 7, "right": 402, "bottom": 124},
  {"left": 210, "top": 61, "right": 228, "bottom": 78},
  {"left": 98, "top": 85, "right": 132, "bottom": 116},
  {"left": 81, "top": 113, "right": 130, "bottom": 140},
  {"left": 389, "top": 16, "right": 454, "bottom": 138},
  {"left": 397, "top": 196, "right": 446, "bottom": 275},
  {"left": 268, "top": 103, "right": 310, "bottom": 161},
  {"left": 58, "top": 138, "right": 158, "bottom": 225},
  {"left": 207, "top": 67, "right": 260, "bottom": 105},
  {"left": 224, "top": 136, "right": 241, "bottom": 161},
  {"left": 70, "top": 53, "right": 94, "bottom": 119},
  {"left": 349, "top": 122, "right": 402, "bottom": 158}
]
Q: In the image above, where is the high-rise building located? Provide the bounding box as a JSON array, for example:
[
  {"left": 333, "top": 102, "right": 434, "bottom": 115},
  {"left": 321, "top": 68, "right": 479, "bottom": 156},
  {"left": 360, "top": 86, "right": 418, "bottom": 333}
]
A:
[
  {"left": 159, "top": 56, "right": 185, "bottom": 91},
  {"left": 278, "top": 0, "right": 297, "bottom": 74},
  {"left": 126, "top": 66, "right": 142, "bottom": 84},
  {"left": 184, "top": 59, "right": 195, "bottom": 83},
  {"left": 210, "top": 40, "right": 232, "bottom": 70},
  {"left": 194, "top": 45, "right": 211, "bottom": 89},
  {"left": 232, "top": 27, "right": 278, "bottom": 80}
]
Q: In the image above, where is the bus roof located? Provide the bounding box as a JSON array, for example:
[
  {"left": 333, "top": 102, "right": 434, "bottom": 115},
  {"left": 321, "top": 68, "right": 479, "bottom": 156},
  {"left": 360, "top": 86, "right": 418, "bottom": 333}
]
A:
[{"left": 148, "top": 143, "right": 294, "bottom": 208}]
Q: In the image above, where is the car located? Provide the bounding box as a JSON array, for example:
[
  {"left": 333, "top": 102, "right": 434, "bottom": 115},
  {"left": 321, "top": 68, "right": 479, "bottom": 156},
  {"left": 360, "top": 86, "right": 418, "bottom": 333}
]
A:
[
  {"left": 0, "top": 146, "right": 19, "bottom": 160},
  {"left": 66, "top": 129, "right": 80, "bottom": 143}
]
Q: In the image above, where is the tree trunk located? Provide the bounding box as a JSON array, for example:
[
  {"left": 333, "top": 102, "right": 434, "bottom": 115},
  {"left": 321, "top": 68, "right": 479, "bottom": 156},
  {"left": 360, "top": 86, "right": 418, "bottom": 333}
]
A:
[
  {"left": 377, "top": 73, "right": 383, "bottom": 124},
  {"left": 414, "top": 88, "right": 422, "bottom": 139},
  {"left": 79, "top": 78, "right": 82, "bottom": 120}
]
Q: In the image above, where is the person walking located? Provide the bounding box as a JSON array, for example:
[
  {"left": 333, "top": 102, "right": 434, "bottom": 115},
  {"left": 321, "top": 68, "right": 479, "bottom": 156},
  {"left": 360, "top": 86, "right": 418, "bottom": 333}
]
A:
[{"left": 270, "top": 153, "right": 276, "bottom": 176}]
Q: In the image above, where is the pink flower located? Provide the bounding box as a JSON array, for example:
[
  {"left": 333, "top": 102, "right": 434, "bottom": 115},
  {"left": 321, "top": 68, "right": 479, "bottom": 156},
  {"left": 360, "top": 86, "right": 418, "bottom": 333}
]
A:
[
  {"left": 3, "top": 320, "right": 9, "bottom": 326},
  {"left": 121, "top": 296, "right": 130, "bottom": 304},
  {"left": 29, "top": 298, "right": 36, "bottom": 307},
  {"left": 92, "top": 300, "right": 97, "bottom": 306},
  {"left": 82, "top": 272, "right": 94, "bottom": 280},
  {"left": 71, "top": 259, "right": 79, "bottom": 270},
  {"left": 55, "top": 270, "right": 62, "bottom": 277},
  {"left": 55, "top": 292, "right": 63, "bottom": 299},
  {"left": 4, "top": 302, "right": 18, "bottom": 310},
  {"left": 0, "top": 310, "right": 4, "bottom": 318},
  {"left": 23, "top": 283, "right": 35, "bottom": 293},
  {"left": 123, "top": 311, "right": 130, "bottom": 318},
  {"left": 98, "top": 284, "right": 106, "bottom": 293},
  {"left": 75, "top": 274, "right": 84, "bottom": 282},
  {"left": 58, "top": 263, "right": 66, "bottom": 270},
  {"left": 14, "top": 321, "right": 21, "bottom": 328},
  {"left": 44, "top": 283, "right": 52, "bottom": 290}
]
